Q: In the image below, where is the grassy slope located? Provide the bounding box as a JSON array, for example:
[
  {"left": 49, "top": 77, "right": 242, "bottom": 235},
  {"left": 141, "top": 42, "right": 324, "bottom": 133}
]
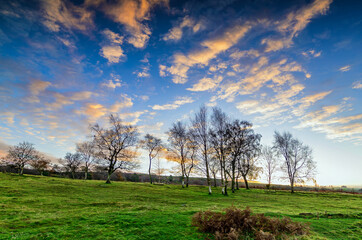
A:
[{"left": 0, "top": 174, "right": 361, "bottom": 240}]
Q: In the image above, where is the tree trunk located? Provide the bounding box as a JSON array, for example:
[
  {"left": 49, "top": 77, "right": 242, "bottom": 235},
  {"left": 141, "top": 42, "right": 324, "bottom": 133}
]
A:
[
  {"left": 71, "top": 171, "right": 75, "bottom": 179},
  {"left": 231, "top": 175, "right": 235, "bottom": 193},
  {"left": 236, "top": 178, "right": 239, "bottom": 190},
  {"left": 206, "top": 167, "right": 212, "bottom": 194},
  {"left": 219, "top": 160, "right": 224, "bottom": 186},
  {"left": 84, "top": 166, "right": 88, "bottom": 180},
  {"left": 243, "top": 175, "right": 249, "bottom": 190},
  {"left": 106, "top": 171, "right": 112, "bottom": 184},
  {"left": 224, "top": 178, "right": 228, "bottom": 196},
  {"left": 204, "top": 144, "right": 212, "bottom": 195},
  {"left": 231, "top": 163, "right": 235, "bottom": 193},
  {"left": 20, "top": 166, "right": 24, "bottom": 175},
  {"left": 181, "top": 174, "right": 185, "bottom": 188},
  {"left": 213, "top": 172, "right": 217, "bottom": 187},
  {"left": 290, "top": 180, "right": 295, "bottom": 193},
  {"left": 186, "top": 175, "right": 189, "bottom": 187},
  {"left": 148, "top": 155, "right": 153, "bottom": 184}
]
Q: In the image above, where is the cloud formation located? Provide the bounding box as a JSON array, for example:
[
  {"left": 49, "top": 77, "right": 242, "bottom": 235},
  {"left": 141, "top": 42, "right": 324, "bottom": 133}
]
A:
[
  {"left": 100, "top": 45, "right": 125, "bottom": 63},
  {"left": 163, "top": 16, "right": 202, "bottom": 41},
  {"left": 88, "top": 0, "right": 168, "bottom": 48},
  {"left": 187, "top": 76, "right": 223, "bottom": 92},
  {"left": 165, "top": 24, "right": 251, "bottom": 83},
  {"left": 295, "top": 99, "right": 362, "bottom": 143},
  {"left": 339, "top": 65, "right": 351, "bottom": 72},
  {"left": 42, "top": 0, "right": 94, "bottom": 32},
  {"left": 75, "top": 94, "right": 133, "bottom": 122},
  {"left": 352, "top": 81, "right": 362, "bottom": 89},
  {"left": 262, "top": 0, "right": 332, "bottom": 52},
  {"left": 152, "top": 96, "right": 194, "bottom": 110},
  {"left": 26, "top": 80, "right": 51, "bottom": 103}
]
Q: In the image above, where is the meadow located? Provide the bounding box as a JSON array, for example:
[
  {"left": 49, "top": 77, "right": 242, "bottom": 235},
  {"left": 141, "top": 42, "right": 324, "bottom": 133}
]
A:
[{"left": 0, "top": 173, "right": 361, "bottom": 240}]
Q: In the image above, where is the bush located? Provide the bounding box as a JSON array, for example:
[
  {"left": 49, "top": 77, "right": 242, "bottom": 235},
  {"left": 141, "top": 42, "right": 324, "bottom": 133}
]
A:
[{"left": 191, "top": 206, "right": 309, "bottom": 240}]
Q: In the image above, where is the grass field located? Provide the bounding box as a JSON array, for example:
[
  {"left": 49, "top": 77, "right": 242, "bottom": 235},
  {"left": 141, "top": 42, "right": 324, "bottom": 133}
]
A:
[{"left": 0, "top": 173, "right": 361, "bottom": 240}]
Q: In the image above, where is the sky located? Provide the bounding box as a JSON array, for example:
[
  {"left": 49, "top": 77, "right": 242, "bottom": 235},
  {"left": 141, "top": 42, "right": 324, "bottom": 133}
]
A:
[{"left": 0, "top": 0, "right": 361, "bottom": 186}]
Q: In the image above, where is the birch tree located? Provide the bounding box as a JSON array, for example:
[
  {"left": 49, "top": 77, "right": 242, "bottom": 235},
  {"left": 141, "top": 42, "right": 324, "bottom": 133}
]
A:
[
  {"left": 273, "top": 131, "right": 316, "bottom": 193},
  {"left": 76, "top": 141, "right": 96, "bottom": 180},
  {"left": 209, "top": 107, "right": 229, "bottom": 195},
  {"left": 260, "top": 145, "right": 278, "bottom": 188},
  {"left": 140, "top": 134, "right": 163, "bottom": 184},
  {"left": 238, "top": 131, "right": 261, "bottom": 190},
  {"left": 190, "top": 106, "right": 212, "bottom": 194},
  {"left": 166, "top": 121, "right": 189, "bottom": 188}
]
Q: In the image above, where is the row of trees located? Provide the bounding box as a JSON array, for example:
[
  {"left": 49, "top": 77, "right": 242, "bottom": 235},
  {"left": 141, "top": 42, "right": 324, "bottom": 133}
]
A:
[
  {"left": 1, "top": 106, "right": 316, "bottom": 194},
  {"left": 3, "top": 142, "right": 50, "bottom": 175}
]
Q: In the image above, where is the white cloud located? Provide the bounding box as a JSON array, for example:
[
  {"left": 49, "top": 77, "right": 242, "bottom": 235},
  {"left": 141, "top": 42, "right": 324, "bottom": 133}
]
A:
[
  {"left": 140, "top": 95, "right": 149, "bottom": 101},
  {"left": 102, "top": 29, "right": 123, "bottom": 44},
  {"left": 134, "top": 65, "right": 150, "bottom": 78},
  {"left": 339, "top": 65, "right": 351, "bottom": 72},
  {"left": 163, "top": 16, "right": 202, "bottom": 41},
  {"left": 295, "top": 99, "right": 362, "bottom": 143},
  {"left": 70, "top": 91, "right": 94, "bottom": 101},
  {"left": 152, "top": 96, "right": 194, "bottom": 110},
  {"left": 302, "top": 49, "right": 322, "bottom": 58},
  {"left": 42, "top": 0, "right": 94, "bottom": 32},
  {"left": 100, "top": 45, "right": 125, "bottom": 63},
  {"left": 159, "top": 64, "right": 166, "bottom": 77},
  {"left": 352, "top": 81, "right": 362, "bottom": 89},
  {"left": 26, "top": 80, "right": 51, "bottom": 103},
  {"left": 187, "top": 76, "right": 223, "bottom": 92},
  {"left": 230, "top": 49, "right": 260, "bottom": 59},
  {"left": 102, "top": 79, "right": 122, "bottom": 89}
]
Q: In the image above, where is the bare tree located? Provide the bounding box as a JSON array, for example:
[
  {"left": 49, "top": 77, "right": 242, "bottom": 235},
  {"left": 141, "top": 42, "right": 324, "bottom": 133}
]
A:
[
  {"left": 209, "top": 156, "right": 220, "bottom": 187},
  {"left": 185, "top": 132, "right": 197, "bottom": 187},
  {"left": 76, "top": 141, "right": 96, "bottom": 180},
  {"left": 153, "top": 156, "right": 166, "bottom": 183},
  {"left": 273, "top": 131, "right": 316, "bottom": 193},
  {"left": 224, "top": 120, "right": 261, "bottom": 192},
  {"left": 91, "top": 114, "right": 139, "bottom": 184},
  {"left": 140, "top": 134, "right": 163, "bottom": 184},
  {"left": 224, "top": 120, "right": 246, "bottom": 193},
  {"left": 209, "top": 107, "right": 229, "bottom": 195},
  {"left": 260, "top": 145, "right": 278, "bottom": 188},
  {"left": 238, "top": 130, "right": 262, "bottom": 190},
  {"left": 30, "top": 155, "right": 50, "bottom": 175},
  {"left": 6, "top": 142, "right": 38, "bottom": 175},
  {"left": 166, "top": 121, "right": 189, "bottom": 188},
  {"left": 190, "top": 106, "right": 212, "bottom": 194},
  {"left": 62, "top": 152, "right": 82, "bottom": 179}
]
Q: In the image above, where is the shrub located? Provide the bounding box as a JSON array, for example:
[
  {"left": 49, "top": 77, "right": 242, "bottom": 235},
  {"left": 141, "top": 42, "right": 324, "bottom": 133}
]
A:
[{"left": 192, "top": 206, "right": 309, "bottom": 240}]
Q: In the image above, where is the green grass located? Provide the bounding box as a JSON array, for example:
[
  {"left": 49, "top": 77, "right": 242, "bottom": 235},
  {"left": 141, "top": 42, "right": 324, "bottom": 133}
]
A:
[{"left": 0, "top": 173, "right": 361, "bottom": 240}]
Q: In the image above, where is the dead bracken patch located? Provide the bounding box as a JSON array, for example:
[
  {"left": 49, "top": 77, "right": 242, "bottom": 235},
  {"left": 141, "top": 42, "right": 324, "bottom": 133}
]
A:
[{"left": 192, "top": 206, "right": 310, "bottom": 240}]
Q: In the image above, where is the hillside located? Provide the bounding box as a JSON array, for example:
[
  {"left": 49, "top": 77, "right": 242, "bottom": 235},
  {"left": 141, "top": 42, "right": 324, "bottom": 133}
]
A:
[{"left": 0, "top": 174, "right": 361, "bottom": 239}]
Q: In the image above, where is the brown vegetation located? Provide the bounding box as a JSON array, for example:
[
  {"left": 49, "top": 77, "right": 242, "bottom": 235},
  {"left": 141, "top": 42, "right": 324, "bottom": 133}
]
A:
[{"left": 192, "top": 206, "right": 309, "bottom": 240}]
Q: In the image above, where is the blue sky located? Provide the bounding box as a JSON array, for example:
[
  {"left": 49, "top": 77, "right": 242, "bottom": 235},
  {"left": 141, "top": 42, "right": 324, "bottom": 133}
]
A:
[{"left": 0, "top": 0, "right": 361, "bottom": 186}]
